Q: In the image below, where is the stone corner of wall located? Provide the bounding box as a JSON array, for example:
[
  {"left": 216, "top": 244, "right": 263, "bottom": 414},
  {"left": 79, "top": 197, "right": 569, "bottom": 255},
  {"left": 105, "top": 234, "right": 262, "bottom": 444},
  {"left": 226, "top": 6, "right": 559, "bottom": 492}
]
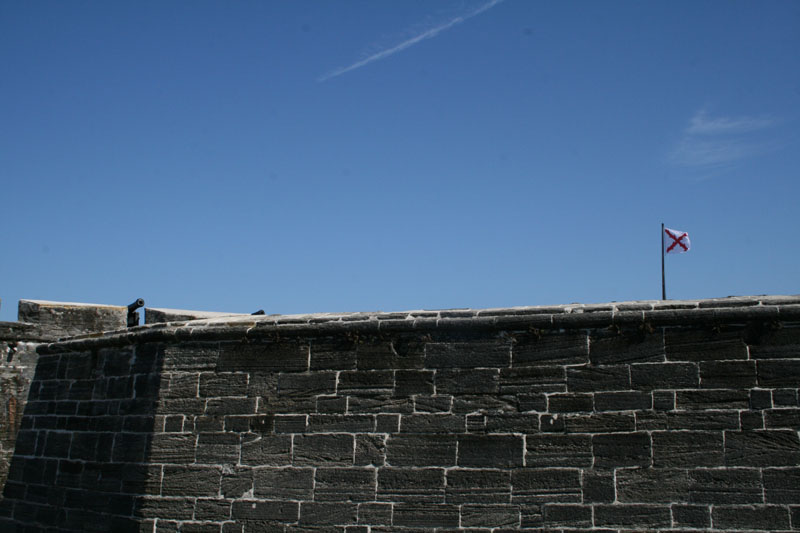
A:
[{"left": 17, "top": 298, "right": 128, "bottom": 341}]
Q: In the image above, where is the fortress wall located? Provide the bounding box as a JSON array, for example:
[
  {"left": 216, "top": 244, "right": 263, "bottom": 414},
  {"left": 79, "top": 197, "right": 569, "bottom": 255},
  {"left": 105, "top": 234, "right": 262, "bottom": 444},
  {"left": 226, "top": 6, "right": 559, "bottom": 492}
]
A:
[
  {"left": 1, "top": 296, "right": 799, "bottom": 532},
  {"left": 0, "top": 300, "right": 129, "bottom": 491}
]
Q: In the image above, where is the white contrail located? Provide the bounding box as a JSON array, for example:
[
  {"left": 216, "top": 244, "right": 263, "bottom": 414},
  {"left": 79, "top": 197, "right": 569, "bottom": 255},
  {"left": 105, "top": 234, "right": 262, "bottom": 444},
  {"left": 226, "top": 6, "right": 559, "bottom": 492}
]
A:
[{"left": 318, "top": 0, "right": 505, "bottom": 82}]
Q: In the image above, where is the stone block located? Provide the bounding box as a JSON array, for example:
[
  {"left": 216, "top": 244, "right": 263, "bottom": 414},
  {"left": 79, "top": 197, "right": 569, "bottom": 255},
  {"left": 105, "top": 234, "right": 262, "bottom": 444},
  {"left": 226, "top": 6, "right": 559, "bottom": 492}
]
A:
[
  {"left": 205, "top": 398, "right": 257, "bottom": 416},
  {"left": 511, "top": 468, "right": 581, "bottom": 503},
  {"left": 298, "top": 502, "right": 356, "bottom": 526},
  {"left": 712, "top": 505, "right": 790, "bottom": 531},
  {"left": 542, "top": 503, "right": 592, "bottom": 528},
  {"left": 162, "top": 465, "right": 220, "bottom": 497},
  {"left": 218, "top": 341, "right": 308, "bottom": 372},
  {"left": 616, "top": 468, "right": 689, "bottom": 503},
  {"left": 563, "top": 412, "right": 636, "bottom": 433},
  {"left": 392, "top": 503, "right": 459, "bottom": 528},
  {"left": 194, "top": 498, "right": 232, "bottom": 521},
  {"left": 758, "top": 359, "right": 800, "bottom": 387},
  {"left": 499, "top": 366, "right": 565, "bottom": 394},
  {"left": 631, "top": 362, "right": 699, "bottom": 390},
  {"left": 293, "top": 434, "right": 353, "bottom": 466},
  {"left": 457, "top": 435, "right": 524, "bottom": 467},
  {"left": 699, "top": 360, "right": 757, "bottom": 388},
  {"left": 689, "top": 468, "right": 762, "bottom": 504},
  {"left": 512, "top": 332, "right": 588, "bottom": 366},
  {"left": 354, "top": 434, "right": 385, "bottom": 466},
  {"left": 394, "top": 370, "right": 434, "bottom": 396},
  {"left": 676, "top": 389, "right": 750, "bottom": 410},
  {"left": 748, "top": 326, "right": 800, "bottom": 358},
  {"left": 593, "top": 432, "right": 651, "bottom": 468},
  {"left": 221, "top": 467, "right": 253, "bottom": 499},
  {"left": 566, "top": 365, "right": 630, "bottom": 392},
  {"left": 590, "top": 330, "right": 665, "bottom": 364},
  {"left": 425, "top": 341, "right": 510, "bottom": 368},
  {"left": 134, "top": 496, "right": 195, "bottom": 520},
  {"left": 316, "top": 395, "right": 347, "bottom": 414},
  {"left": 652, "top": 431, "right": 723, "bottom": 468},
  {"left": 240, "top": 435, "right": 291, "bottom": 466},
  {"left": 231, "top": 500, "right": 299, "bottom": 522},
  {"left": 593, "top": 504, "right": 671, "bottom": 528},
  {"left": 337, "top": 371, "right": 394, "bottom": 395},
  {"left": 462, "top": 504, "right": 520, "bottom": 528},
  {"left": 484, "top": 413, "right": 539, "bottom": 433},
  {"left": 377, "top": 467, "right": 445, "bottom": 503},
  {"left": 547, "top": 392, "right": 593, "bottom": 412},
  {"left": 435, "top": 368, "right": 499, "bottom": 395},
  {"left": 309, "top": 339, "right": 357, "bottom": 371},
  {"left": 665, "top": 328, "right": 747, "bottom": 361},
  {"left": 356, "top": 340, "right": 422, "bottom": 370},
  {"left": 200, "top": 373, "right": 248, "bottom": 397},
  {"left": 357, "top": 502, "right": 392, "bottom": 525},
  {"left": 725, "top": 430, "right": 800, "bottom": 467},
  {"left": 278, "top": 372, "right": 336, "bottom": 398},
  {"left": 765, "top": 408, "right": 800, "bottom": 429},
  {"left": 314, "top": 467, "right": 376, "bottom": 502},
  {"left": 400, "top": 414, "right": 463, "bottom": 434},
  {"left": 274, "top": 414, "right": 307, "bottom": 433},
  {"left": 741, "top": 410, "right": 764, "bottom": 430},
  {"left": 308, "top": 415, "right": 373, "bottom": 433},
  {"left": 196, "top": 432, "right": 240, "bottom": 465},
  {"left": 517, "top": 392, "right": 548, "bottom": 412},
  {"left": 666, "top": 410, "right": 740, "bottom": 430},
  {"left": 413, "top": 395, "right": 452, "bottom": 413},
  {"left": 582, "top": 471, "right": 614, "bottom": 503},
  {"left": 375, "top": 414, "right": 400, "bottom": 433},
  {"left": 594, "top": 391, "right": 652, "bottom": 411},
  {"left": 773, "top": 388, "right": 799, "bottom": 406},
  {"left": 525, "top": 434, "right": 592, "bottom": 467},
  {"left": 671, "top": 504, "right": 710, "bottom": 529},
  {"left": 385, "top": 434, "right": 456, "bottom": 467},
  {"left": 763, "top": 467, "right": 800, "bottom": 503},
  {"left": 445, "top": 468, "right": 510, "bottom": 504},
  {"left": 347, "top": 395, "right": 412, "bottom": 414}
]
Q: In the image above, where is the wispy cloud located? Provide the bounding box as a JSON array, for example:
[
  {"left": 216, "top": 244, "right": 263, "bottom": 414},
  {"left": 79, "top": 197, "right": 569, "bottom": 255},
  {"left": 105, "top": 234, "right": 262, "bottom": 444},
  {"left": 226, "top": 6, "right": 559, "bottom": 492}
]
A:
[
  {"left": 686, "top": 110, "right": 775, "bottom": 136},
  {"left": 318, "top": 0, "right": 505, "bottom": 82},
  {"left": 670, "top": 110, "right": 780, "bottom": 172}
]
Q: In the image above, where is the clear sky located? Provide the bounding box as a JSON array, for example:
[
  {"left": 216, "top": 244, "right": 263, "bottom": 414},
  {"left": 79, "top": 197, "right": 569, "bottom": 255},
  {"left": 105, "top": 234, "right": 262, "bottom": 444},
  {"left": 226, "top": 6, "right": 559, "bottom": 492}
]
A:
[{"left": 2, "top": 1, "right": 799, "bottom": 322}]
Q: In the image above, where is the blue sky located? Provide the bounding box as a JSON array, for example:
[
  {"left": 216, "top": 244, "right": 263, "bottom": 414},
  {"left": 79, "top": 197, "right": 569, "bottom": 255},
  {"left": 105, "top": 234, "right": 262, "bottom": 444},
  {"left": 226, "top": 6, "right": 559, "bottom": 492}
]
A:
[{"left": 2, "top": 1, "right": 799, "bottom": 321}]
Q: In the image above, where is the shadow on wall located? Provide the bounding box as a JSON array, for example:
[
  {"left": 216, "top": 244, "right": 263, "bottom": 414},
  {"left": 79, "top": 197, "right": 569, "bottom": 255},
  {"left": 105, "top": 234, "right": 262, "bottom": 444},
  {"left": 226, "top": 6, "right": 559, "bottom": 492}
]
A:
[{"left": 0, "top": 343, "right": 165, "bottom": 531}]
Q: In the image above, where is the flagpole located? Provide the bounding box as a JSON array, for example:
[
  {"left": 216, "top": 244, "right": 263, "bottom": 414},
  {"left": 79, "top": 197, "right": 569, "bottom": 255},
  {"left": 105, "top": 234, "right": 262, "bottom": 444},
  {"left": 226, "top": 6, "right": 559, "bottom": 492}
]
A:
[{"left": 661, "top": 223, "right": 666, "bottom": 300}]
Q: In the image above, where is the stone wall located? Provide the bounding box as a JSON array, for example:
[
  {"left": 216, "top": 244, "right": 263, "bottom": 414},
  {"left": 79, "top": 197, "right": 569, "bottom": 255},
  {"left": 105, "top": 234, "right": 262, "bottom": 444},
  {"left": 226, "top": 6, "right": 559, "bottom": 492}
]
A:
[
  {"left": 1, "top": 296, "right": 799, "bottom": 532},
  {"left": 0, "top": 299, "right": 130, "bottom": 491}
]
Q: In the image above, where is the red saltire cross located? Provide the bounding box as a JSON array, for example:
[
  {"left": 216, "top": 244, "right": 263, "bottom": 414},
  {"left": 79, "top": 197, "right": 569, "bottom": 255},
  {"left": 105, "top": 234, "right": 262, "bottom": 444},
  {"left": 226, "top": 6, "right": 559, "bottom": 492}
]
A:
[{"left": 665, "top": 229, "right": 689, "bottom": 253}]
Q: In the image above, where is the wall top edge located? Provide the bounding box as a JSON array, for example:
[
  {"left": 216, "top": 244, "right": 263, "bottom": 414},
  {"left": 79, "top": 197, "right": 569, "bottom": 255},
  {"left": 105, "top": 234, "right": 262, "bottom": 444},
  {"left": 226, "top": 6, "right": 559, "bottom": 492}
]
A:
[
  {"left": 18, "top": 299, "right": 127, "bottom": 310},
  {"left": 34, "top": 295, "right": 800, "bottom": 353}
]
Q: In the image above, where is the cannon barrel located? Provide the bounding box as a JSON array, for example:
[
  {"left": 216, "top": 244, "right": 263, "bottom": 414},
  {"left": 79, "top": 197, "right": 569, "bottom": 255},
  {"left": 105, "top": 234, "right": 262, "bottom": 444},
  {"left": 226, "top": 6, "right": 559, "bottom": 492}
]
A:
[{"left": 127, "top": 298, "right": 145, "bottom": 327}]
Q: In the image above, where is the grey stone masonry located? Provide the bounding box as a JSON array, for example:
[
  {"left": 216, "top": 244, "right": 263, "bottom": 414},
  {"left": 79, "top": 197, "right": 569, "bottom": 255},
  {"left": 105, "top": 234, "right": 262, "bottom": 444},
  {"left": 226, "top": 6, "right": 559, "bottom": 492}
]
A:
[
  {"left": 18, "top": 299, "right": 127, "bottom": 340},
  {"left": 1, "top": 294, "right": 799, "bottom": 532}
]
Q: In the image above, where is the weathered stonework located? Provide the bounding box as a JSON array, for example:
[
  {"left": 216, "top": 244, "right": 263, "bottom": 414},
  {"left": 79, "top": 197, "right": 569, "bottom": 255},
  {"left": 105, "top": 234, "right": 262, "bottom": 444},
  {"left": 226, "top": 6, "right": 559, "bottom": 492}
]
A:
[{"left": 1, "top": 295, "right": 799, "bottom": 532}]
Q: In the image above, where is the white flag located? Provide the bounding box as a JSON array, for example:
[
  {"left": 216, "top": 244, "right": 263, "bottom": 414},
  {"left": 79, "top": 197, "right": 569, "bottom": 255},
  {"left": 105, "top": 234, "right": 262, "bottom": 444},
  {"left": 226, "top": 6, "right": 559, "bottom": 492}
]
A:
[{"left": 664, "top": 227, "right": 690, "bottom": 254}]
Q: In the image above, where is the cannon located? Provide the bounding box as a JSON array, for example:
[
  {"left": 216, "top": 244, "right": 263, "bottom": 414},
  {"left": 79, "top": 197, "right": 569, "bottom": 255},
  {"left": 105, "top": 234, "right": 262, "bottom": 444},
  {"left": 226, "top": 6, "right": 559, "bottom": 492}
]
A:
[{"left": 127, "top": 298, "right": 145, "bottom": 327}]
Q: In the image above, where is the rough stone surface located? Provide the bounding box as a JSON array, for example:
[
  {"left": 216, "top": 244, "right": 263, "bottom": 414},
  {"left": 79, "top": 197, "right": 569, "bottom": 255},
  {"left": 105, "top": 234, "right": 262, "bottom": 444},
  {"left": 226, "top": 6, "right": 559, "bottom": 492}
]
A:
[
  {"left": 18, "top": 299, "right": 127, "bottom": 339},
  {"left": 1, "top": 294, "right": 799, "bottom": 532}
]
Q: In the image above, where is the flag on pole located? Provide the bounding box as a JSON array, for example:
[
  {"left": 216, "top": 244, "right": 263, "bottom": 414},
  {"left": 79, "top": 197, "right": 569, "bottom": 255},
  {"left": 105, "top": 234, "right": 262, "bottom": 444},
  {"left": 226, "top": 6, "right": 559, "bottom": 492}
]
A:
[{"left": 664, "top": 227, "right": 690, "bottom": 254}]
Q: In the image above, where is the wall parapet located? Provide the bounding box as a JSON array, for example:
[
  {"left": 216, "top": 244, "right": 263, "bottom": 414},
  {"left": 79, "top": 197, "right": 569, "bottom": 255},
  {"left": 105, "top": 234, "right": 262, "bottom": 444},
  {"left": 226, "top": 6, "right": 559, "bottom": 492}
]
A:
[{"left": 37, "top": 295, "right": 800, "bottom": 354}]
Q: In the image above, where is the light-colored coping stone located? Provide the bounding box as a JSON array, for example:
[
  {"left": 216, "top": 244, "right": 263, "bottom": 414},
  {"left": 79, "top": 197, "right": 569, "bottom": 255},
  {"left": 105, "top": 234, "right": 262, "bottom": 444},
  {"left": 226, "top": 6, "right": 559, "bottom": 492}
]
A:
[{"left": 144, "top": 307, "right": 249, "bottom": 325}]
